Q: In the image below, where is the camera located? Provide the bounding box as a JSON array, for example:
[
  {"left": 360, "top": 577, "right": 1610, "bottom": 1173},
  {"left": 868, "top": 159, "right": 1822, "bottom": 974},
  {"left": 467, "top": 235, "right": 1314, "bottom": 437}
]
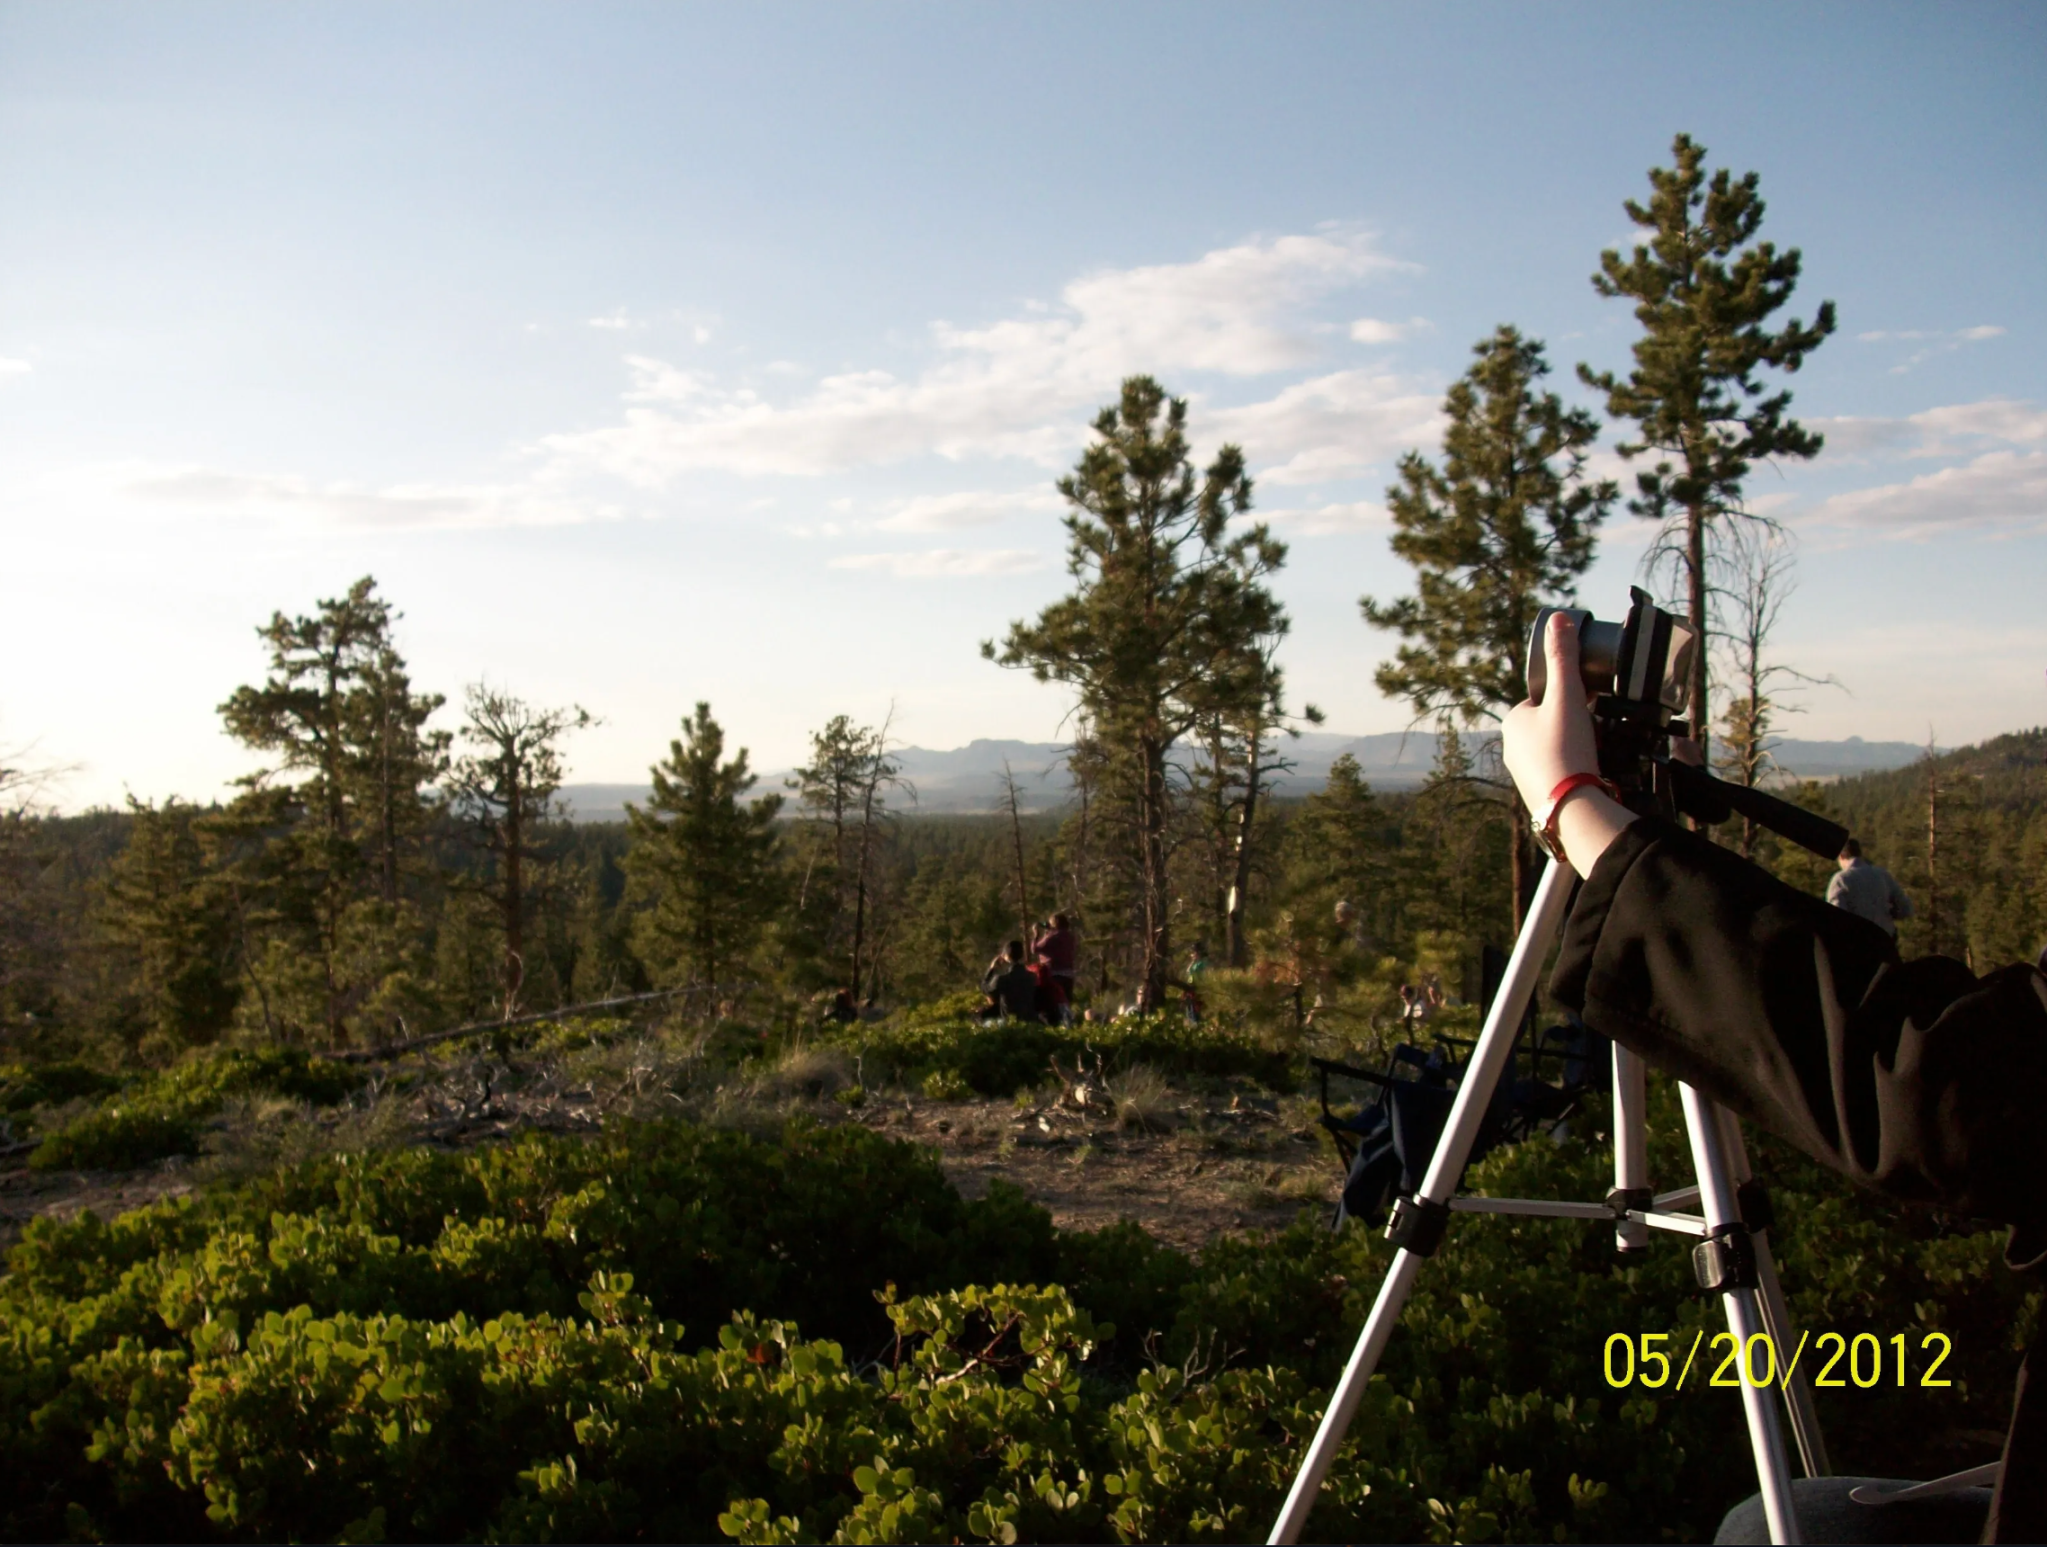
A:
[
  {"left": 1523, "top": 586, "right": 1846, "bottom": 860},
  {"left": 1526, "top": 585, "right": 1698, "bottom": 719}
]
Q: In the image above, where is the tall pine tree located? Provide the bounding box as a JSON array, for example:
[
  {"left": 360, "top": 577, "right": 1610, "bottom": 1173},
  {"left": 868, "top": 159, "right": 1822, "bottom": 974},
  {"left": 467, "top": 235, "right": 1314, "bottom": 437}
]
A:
[
  {"left": 626, "top": 703, "right": 783, "bottom": 996},
  {"left": 93, "top": 799, "right": 239, "bottom": 1058},
  {"left": 789, "top": 714, "right": 901, "bottom": 995},
  {"left": 1579, "top": 132, "right": 1835, "bottom": 761},
  {"left": 216, "top": 577, "right": 444, "bottom": 1045},
  {"left": 1362, "top": 326, "right": 1613, "bottom": 923},
  {"left": 448, "top": 686, "right": 595, "bottom": 1016},
  {"left": 987, "top": 377, "right": 1290, "bottom": 1011}
]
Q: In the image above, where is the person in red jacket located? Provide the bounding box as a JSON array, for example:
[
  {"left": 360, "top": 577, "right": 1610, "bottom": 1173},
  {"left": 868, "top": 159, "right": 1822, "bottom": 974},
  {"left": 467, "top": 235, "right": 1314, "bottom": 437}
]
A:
[
  {"left": 1032, "top": 913, "right": 1077, "bottom": 1025},
  {"left": 1504, "top": 611, "right": 2042, "bottom": 1543}
]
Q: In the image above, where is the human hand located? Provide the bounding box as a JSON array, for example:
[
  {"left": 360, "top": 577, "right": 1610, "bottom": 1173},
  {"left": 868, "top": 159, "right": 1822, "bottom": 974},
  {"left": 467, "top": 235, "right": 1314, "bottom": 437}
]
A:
[
  {"left": 1503, "top": 611, "right": 1638, "bottom": 875},
  {"left": 1502, "top": 611, "right": 1602, "bottom": 814}
]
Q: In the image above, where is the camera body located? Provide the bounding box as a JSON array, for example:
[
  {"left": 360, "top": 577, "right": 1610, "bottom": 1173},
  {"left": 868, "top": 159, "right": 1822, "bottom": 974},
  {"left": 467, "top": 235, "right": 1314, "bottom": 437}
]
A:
[
  {"left": 1523, "top": 586, "right": 1848, "bottom": 860},
  {"left": 1526, "top": 585, "right": 1697, "bottom": 720}
]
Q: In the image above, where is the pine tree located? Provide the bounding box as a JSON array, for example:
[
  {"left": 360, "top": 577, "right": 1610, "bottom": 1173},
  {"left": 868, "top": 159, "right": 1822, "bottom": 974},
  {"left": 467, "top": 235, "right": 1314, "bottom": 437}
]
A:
[
  {"left": 790, "top": 715, "right": 901, "bottom": 995},
  {"left": 448, "top": 686, "right": 595, "bottom": 1015},
  {"left": 1410, "top": 724, "right": 1510, "bottom": 995},
  {"left": 626, "top": 703, "right": 784, "bottom": 996},
  {"left": 1362, "top": 326, "right": 1613, "bottom": 924},
  {"left": 92, "top": 799, "right": 240, "bottom": 1057},
  {"left": 351, "top": 644, "right": 450, "bottom": 907},
  {"left": 216, "top": 577, "right": 444, "bottom": 1044},
  {"left": 1580, "top": 133, "right": 1836, "bottom": 761},
  {"left": 986, "top": 376, "right": 1290, "bottom": 1011},
  {"left": 1284, "top": 752, "right": 1387, "bottom": 950}
]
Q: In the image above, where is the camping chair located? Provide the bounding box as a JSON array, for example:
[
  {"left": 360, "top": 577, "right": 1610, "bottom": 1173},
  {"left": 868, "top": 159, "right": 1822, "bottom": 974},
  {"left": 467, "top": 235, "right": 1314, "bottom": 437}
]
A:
[{"left": 1312, "top": 1017, "right": 1608, "bottom": 1229}]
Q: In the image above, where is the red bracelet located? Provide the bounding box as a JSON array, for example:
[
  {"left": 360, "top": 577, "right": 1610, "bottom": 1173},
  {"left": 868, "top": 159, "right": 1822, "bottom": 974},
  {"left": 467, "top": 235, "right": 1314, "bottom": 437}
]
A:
[{"left": 1532, "top": 772, "right": 1621, "bottom": 864}]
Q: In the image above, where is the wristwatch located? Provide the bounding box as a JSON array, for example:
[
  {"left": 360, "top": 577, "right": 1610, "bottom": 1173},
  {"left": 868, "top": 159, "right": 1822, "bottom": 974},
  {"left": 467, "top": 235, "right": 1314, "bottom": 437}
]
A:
[{"left": 1531, "top": 772, "right": 1622, "bottom": 864}]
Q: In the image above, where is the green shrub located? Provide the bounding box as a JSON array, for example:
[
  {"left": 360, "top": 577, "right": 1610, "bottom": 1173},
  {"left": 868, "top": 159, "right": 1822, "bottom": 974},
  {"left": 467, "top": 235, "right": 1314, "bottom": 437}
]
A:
[
  {"left": 2, "top": 1088, "right": 2033, "bottom": 1543},
  {"left": 27, "top": 1047, "right": 362, "bottom": 1171},
  {"left": 0, "top": 1061, "right": 123, "bottom": 1115},
  {"left": 831, "top": 1010, "right": 1294, "bottom": 1098}
]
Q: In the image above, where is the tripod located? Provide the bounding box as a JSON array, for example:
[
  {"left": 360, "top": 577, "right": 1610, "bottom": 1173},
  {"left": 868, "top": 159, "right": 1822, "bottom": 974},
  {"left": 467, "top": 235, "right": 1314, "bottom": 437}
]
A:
[{"left": 1268, "top": 855, "right": 1832, "bottom": 1546}]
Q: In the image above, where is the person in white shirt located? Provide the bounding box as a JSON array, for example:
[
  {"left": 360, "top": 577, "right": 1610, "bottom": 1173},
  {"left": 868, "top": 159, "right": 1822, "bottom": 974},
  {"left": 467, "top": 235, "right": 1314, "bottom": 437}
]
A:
[{"left": 1825, "top": 837, "right": 1914, "bottom": 936}]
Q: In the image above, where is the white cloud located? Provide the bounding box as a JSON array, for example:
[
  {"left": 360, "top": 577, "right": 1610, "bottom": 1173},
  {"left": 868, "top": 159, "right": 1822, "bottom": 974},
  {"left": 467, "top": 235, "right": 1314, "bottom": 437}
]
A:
[
  {"left": 537, "top": 229, "right": 1419, "bottom": 481},
  {"left": 127, "top": 469, "right": 616, "bottom": 530},
  {"left": 0, "top": 357, "right": 31, "bottom": 378},
  {"left": 587, "top": 309, "right": 637, "bottom": 331},
  {"left": 877, "top": 488, "right": 1063, "bottom": 532},
  {"left": 1810, "top": 397, "right": 2047, "bottom": 461},
  {"left": 1803, "top": 449, "right": 2047, "bottom": 538},
  {"left": 1348, "top": 315, "right": 1429, "bottom": 344},
  {"left": 1207, "top": 370, "right": 1443, "bottom": 486},
  {"left": 1854, "top": 324, "right": 2006, "bottom": 373},
  {"left": 1256, "top": 499, "right": 1390, "bottom": 536},
  {"left": 1856, "top": 325, "right": 2006, "bottom": 343},
  {"left": 829, "top": 547, "right": 1045, "bottom": 577}
]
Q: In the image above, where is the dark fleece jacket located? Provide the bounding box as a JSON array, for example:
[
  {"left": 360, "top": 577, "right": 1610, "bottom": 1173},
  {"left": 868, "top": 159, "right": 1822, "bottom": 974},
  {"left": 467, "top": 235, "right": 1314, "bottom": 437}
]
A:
[{"left": 1552, "top": 818, "right": 2044, "bottom": 1543}]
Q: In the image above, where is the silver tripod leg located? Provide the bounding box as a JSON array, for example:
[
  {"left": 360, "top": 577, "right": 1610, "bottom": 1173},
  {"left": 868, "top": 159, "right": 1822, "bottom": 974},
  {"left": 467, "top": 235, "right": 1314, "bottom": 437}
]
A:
[
  {"left": 1613, "top": 1046, "right": 1651, "bottom": 1252},
  {"left": 1267, "top": 859, "right": 1578, "bottom": 1545},
  {"left": 1270, "top": 858, "right": 1812, "bottom": 1545},
  {"left": 1681, "top": 1083, "right": 1803, "bottom": 1541},
  {"left": 1718, "top": 1107, "right": 1832, "bottom": 1479}
]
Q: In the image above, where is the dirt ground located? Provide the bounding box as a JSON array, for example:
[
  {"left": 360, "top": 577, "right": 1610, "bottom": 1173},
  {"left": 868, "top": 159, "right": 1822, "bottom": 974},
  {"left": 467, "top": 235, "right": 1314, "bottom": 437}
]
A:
[
  {"left": 856, "top": 1089, "right": 1339, "bottom": 1256},
  {"left": 0, "top": 1082, "right": 1344, "bottom": 1260}
]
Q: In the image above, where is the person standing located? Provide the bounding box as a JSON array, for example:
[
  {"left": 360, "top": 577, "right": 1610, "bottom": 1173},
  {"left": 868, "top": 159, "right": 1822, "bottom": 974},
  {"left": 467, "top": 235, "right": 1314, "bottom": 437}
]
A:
[
  {"left": 1826, "top": 837, "right": 1914, "bottom": 937},
  {"left": 1182, "top": 940, "right": 1211, "bottom": 1024},
  {"left": 1032, "top": 913, "right": 1078, "bottom": 1024}
]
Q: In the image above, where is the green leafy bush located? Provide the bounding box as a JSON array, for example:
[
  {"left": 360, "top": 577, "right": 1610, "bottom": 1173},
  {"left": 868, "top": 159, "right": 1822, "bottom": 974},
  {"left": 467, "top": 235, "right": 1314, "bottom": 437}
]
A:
[
  {"left": 3, "top": 1089, "right": 2033, "bottom": 1542},
  {"left": 0, "top": 1061, "right": 123, "bottom": 1115},
  {"left": 831, "top": 1010, "right": 1295, "bottom": 1098},
  {"left": 27, "top": 1046, "right": 362, "bottom": 1171}
]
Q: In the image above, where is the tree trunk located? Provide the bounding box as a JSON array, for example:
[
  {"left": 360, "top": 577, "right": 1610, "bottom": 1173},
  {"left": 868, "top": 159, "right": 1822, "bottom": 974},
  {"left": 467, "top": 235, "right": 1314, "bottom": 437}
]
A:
[
  {"left": 1686, "top": 502, "right": 1711, "bottom": 762},
  {"left": 1226, "top": 735, "right": 1261, "bottom": 967},
  {"left": 1003, "top": 764, "right": 1031, "bottom": 944},
  {"left": 851, "top": 776, "right": 877, "bottom": 996},
  {"left": 503, "top": 759, "right": 525, "bottom": 1016},
  {"left": 1136, "top": 732, "right": 1171, "bottom": 1013},
  {"left": 379, "top": 694, "right": 400, "bottom": 905}
]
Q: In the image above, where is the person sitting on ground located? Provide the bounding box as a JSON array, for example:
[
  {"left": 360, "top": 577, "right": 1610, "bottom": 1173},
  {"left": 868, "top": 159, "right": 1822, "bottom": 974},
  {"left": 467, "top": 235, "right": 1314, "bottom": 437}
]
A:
[
  {"left": 1826, "top": 835, "right": 1914, "bottom": 936},
  {"left": 1032, "top": 912, "right": 1078, "bottom": 1024},
  {"left": 980, "top": 940, "right": 1041, "bottom": 1023}
]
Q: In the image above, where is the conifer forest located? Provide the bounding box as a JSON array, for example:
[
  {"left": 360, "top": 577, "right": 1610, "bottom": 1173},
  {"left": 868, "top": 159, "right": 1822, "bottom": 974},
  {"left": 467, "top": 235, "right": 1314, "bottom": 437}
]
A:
[{"left": 3, "top": 132, "right": 2042, "bottom": 1545}]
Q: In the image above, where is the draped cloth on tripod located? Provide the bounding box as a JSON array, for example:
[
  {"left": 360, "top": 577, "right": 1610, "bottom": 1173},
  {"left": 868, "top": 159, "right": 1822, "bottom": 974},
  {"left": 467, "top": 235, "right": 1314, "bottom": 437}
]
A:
[{"left": 1551, "top": 816, "right": 2047, "bottom": 1544}]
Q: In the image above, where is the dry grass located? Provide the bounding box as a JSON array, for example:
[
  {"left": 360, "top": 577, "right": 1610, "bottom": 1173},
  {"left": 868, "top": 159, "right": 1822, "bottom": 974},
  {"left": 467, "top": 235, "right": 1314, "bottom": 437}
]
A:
[
  {"left": 762, "top": 1042, "right": 856, "bottom": 1099},
  {"left": 1108, "top": 1063, "right": 1180, "bottom": 1132}
]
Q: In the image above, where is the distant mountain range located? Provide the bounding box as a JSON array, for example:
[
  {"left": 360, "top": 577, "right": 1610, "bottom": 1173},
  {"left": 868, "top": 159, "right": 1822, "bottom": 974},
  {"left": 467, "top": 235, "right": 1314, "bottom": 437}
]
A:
[{"left": 556, "top": 732, "right": 1934, "bottom": 822}]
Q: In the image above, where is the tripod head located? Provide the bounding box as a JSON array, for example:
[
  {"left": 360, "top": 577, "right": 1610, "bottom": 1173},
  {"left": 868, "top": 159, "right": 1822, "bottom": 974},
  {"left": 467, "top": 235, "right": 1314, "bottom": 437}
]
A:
[{"left": 1528, "top": 588, "right": 1849, "bottom": 860}]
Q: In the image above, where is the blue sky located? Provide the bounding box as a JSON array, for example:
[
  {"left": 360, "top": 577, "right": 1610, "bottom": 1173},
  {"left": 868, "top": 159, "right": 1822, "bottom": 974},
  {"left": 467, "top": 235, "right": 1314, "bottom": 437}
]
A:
[{"left": 3, "top": 1, "right": 2043, "bottom": 808}]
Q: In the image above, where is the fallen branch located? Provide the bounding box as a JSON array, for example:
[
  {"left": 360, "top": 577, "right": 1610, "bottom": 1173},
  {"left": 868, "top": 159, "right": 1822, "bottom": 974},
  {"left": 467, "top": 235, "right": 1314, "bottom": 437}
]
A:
[{"left": 331, "top": 986, "right": 714, "bottom": 1064}]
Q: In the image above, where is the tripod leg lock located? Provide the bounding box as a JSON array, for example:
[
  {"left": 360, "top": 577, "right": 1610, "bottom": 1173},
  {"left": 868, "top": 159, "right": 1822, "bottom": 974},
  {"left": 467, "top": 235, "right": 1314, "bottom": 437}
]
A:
[
  {"left": 1692, "top": 1224, "right": 1759, "bottom": 1291},
  {"left": 1386, "top": 1195, "right": 1451, "bottom": 1257}
]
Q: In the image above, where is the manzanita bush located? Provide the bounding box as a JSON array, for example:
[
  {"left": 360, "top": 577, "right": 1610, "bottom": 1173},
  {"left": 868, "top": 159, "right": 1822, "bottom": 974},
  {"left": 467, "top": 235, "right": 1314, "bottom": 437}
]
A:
[{"left": 2, "top": 1095, "right": 2033, "bottom": 1542}]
